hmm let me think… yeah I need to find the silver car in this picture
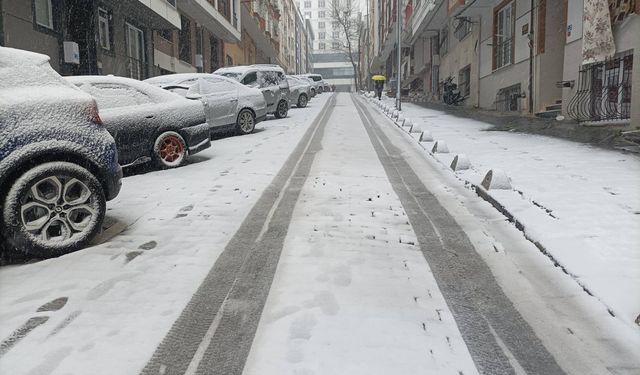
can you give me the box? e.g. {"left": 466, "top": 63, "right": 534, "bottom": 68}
{"left": 145, "top": 73, "right": 267, "bottom": 135}
{"left": 299, "top": 74, "right": 325, "bottom": 94}
{"left": 215, "top": 65, "right": 290, "bottom": 119}
{"left": 286, "top": 76, "right": 311, "bottom": 108}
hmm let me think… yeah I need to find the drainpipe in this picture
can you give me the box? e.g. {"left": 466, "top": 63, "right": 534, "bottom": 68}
{"left": 529, "top": 0, "right": 535, "bottom": 114}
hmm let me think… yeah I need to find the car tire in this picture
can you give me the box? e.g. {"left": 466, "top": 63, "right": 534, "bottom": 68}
{"left": 236, "top": 109, "right": 256, "bottom": 135}
{"left": 1, "top": 162, "right": 106, "bottom": 258}
{"left": 274, "top": 100, "right": 289, "bottom": 119}
{"left": 310, "top": 88, "right": 316, "bottom": 96}
{"left": 297, "top": 94, "right": 308, "bottom": 108}
{"left": 154, "top": 131, "right": 187, "bottom": 168}
{"left": 318, "top": 86, "right": 324, "bottom": 93}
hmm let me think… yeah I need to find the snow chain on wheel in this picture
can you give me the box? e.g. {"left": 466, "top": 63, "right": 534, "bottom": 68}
{"left": 1, "top": 162, "right": 106, "bottom": 257}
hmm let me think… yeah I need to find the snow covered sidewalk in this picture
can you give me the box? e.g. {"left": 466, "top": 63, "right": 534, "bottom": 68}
{"left": 243, "top": 94, "right": 478, "bottom": 374}
{"left": 368, "top": 95, "right": 640, "bottom": 328}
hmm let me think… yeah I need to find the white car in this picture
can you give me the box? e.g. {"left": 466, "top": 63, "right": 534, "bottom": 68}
{"left": 298, "top": 74, "right": 325, "bottom": 93}
{"left": 215, "top": 65, "right": 290, "bottom": 119}
{"left": 145, "top": 73, "right": 268, "bottom": 136}
{"left": 286, "top": 76, "right": 312, "bottom": 108}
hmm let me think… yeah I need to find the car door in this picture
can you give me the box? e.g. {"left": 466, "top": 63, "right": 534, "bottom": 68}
{"left": 257, "top": 71, "right": 278, "bottom": 110}
{"left": 79, "top": 82, "right": 156, "bottom": 165}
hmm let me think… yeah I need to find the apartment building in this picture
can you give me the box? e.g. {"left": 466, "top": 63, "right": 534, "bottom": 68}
{"left": 373, "top": 0, "right": 638, "bottom": 126}
{"left": 0, "top": 0, "right": 180, "bottom": 78}
{"left": 152, "top": 0, "right": 242, "bottom": 74}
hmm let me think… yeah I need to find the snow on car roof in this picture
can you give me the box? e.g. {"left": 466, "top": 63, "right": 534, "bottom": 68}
{"left": 0, "top": 47, "right": 93, "bottom": 106}
{"left": 65, "top": 75, "right": 186, "bottom": 103}
{"left": 144, "top": 73, "right": 240, "bottom": 87}
{"left": 0, "top": 46, "right": 50, "bottom": 68}
{"left": 215, "top": 64, "right": 286, "bottom": 74}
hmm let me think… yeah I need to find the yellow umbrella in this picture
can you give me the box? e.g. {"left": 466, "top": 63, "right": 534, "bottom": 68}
{"left": 372, "top": 75, "right": 386, "bottom": 81}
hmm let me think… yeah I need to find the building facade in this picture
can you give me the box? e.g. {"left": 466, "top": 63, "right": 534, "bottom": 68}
{"left": 1, "top": 0, "right": 180, "bottom": 79}
{"left": 371, "top": 0, "right": 639, "bottom": 126}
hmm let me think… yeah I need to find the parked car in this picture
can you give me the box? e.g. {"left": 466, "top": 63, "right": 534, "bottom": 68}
{"left": 215, "top": 65, "right": 290, "bottom": 119}
{"left": 66, "top": 76, "right": 211, "bottom": 169}
{"left": 286, "top": 75, "right": 311, "bottom": 108}
{"left": 299, "top": 74, "right": 325, "bottom": 93}
{"left": 322, "top": 80, "right": 331, "bottom": 92}
{"left": 0, "top": 47, "right": 122, "bottom": 257}
{"left": 144, "top": 73, "right": 267, "bottom": 135}
{"left": 295, "top": 76, "right": 317, "bottom": 97}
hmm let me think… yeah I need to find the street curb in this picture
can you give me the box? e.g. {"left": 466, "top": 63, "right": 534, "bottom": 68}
{"left": 360, "top": 94, "right": 622, "bottom": 321}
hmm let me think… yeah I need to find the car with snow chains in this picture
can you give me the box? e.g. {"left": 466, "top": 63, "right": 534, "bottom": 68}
{"left": 0, "top": 47, "right": 122, "bottom": 257}
{"left": 144, "top": 73, "right": 268, "bottom": 136}
{"left": 66, "top": 75, "right": 211, "bottom": 170}
{"left": 215, "top": 64, "right": 290, "bottom": 119}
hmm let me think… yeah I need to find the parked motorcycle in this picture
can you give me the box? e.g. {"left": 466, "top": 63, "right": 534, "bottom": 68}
{"left": 442, "top": 77, "right": 463, "bottom": 105}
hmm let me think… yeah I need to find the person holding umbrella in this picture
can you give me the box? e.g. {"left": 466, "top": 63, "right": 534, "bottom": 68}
{"left": 372, "top": 75, "right": 385, "bottom": 100}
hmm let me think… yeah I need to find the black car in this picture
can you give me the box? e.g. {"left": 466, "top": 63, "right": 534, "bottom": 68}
{"left": 0, "top": 47, "right": 122, "bottom": 257}
{"left": 66, "top": 76, "right": 211, "bottom": 169}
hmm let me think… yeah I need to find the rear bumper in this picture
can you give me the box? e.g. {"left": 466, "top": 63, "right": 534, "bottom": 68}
{"left": 182, "top": 123, "right": 211, "bottom": 155}
{"left": 104, "top": 165, "right": 122, "bottom": 201}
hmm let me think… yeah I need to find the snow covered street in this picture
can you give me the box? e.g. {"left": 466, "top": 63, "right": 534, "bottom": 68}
{"left": 1, "top": 93, "right": 639, "bottom": 375}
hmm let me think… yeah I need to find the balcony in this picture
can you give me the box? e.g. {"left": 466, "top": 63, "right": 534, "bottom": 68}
{"left": 176, "top": 0, "right": 241, "bottom": 43}
{"left": 134, "top": 0, "right": 181, "bottom": 28}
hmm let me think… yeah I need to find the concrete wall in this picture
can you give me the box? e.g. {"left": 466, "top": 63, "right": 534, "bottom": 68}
{"left": 478, "top": 0, "right": 564, "bottom": 113}
{"left": 438, "top": 20, "right": 480, "bottom": 107}
{"left": 2, "top": 0, "right": 61, "bottom": 71}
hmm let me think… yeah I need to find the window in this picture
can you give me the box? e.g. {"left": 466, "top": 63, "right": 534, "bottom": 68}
{"left": 332, "top": 21, "right": 339, "bottom": 29}
{"left": 496, "top": 84, "right": 521, "bottom": 111}
{"left": 493, "top": 1, "right": 514, "bottom": 69}
{"left": 125, "top": 23, "right": 145, "bottom": 80}
{"left": 318, "top": 22, "right": 325, "bottom": 29}
{"left": 458, "top": 65, "right": 471, "bottom": 98}
{"left": 454, "top": 18, "right": 472, "bottom": 40}
{"left": 332, "top": 42, "right": 340, "bottom": 49}
{"left": 319, "top": 42, "right": 326, "bottom": 49}
{"left": 318, "top": 0, "right": 325, "bottom": 7}
{"left": 166, "top": 0, "right": 176, "bottom": 6}
{"left": 304, "top": 11, "right": 311, "bottom": 18}
{"left": 304, "top": 1, "right": 311, "bottom": 8}
{"left": 179, "top": 15, "right": 192, "bottom": 63}
{"left": 318, "top": 11, "right": 325, "bottom": 18}
{"left": 241, "top": 71, "right": 258, "bottom": 86}
{"left": 86, "top": 83, "right": 152, "bottom": 109}
{"left": 439, "top": 25, "right": 448, "bottom": 55}
{"left": 157, "top": 29, "right": 173, "bottom": 41}
{"left": 319, "top": 32, "right": 326, "bottom": 40}
{"left": 34, "top": 0, "right": 53, "bottom": 29}
{"left": 98, "top": 8, "right": 112, "bottom": 51}
{"left": 332, "top": 31, "right": 340, "bottom": 38}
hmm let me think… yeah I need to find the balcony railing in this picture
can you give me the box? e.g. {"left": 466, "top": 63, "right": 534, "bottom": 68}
{"left": 567, "top": 53, "right": 633, "bottom": 122}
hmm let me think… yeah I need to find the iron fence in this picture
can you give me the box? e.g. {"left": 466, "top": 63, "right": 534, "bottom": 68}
{"left": 567, "top": 52, "right": 633, "bottom": 122}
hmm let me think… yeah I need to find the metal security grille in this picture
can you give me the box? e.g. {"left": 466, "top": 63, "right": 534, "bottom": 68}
{"left": 567, "top": 52, "right": 633, "bottom": 122}
{"left": 495, "top": 84, "right": 521, "bottom": 112}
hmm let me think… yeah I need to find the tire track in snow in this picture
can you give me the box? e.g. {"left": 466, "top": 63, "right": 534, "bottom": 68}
{"left": 352, "top": 94, "right": 565, "bottom": 375}
{"left": 140, "top": 94, "right": 337, "bottom": 375}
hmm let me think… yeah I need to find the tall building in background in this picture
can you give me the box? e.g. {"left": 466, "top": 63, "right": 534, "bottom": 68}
{"left": 300, "top": 0, "right": 356, "bottom": 90}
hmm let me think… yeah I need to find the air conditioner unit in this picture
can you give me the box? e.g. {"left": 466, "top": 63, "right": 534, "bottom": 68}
{"left": 195, "top": 54, "right": 204, "bottom": 68}
{"left": 63, "top": 41, "right": 80, "bottom": 64}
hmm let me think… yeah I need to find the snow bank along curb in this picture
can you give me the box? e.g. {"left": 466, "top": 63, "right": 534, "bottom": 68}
{"left": 361, "top": 93, "right": 634, "bottom": 325}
